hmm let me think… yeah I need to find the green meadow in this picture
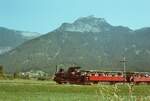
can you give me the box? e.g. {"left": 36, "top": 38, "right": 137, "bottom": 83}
{"left": 0, "top": 80, "right": 150, "bottom": 101}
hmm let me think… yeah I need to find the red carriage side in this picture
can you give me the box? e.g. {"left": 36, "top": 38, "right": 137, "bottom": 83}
{"left": 86, "top": 71, "right": 125, "bottom": 84}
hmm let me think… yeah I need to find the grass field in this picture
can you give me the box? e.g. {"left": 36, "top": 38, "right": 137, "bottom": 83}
{"left": 0, "top": 80, "right": 150, "bottom": 101}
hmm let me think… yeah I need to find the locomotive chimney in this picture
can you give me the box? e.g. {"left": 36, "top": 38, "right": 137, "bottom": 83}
{"left": 55, "top": 65, "right": 58, "bottom": 73}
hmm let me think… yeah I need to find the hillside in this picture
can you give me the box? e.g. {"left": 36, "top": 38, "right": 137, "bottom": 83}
{"left": 0, "top": 16, "right": 150, "bottom": 73}
{"left": 0, "top": 27, "right": 41, "bottom": 54}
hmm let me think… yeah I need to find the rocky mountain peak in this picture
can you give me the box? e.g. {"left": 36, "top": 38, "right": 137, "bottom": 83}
{"left": 74, "top": 15, "right": 107, "bottom": 25}
{"left": 58, "top": 16, "right": 113, "bottom": 32}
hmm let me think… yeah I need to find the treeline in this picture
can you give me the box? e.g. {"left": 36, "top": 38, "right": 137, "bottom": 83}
{"left": 0, "top": 65, "right": 52, "bottom": 80}
{"left": 0, "top": 65, "right": 4, "bottom": 79}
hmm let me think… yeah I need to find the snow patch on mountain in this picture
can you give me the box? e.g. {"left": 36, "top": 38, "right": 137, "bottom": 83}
{"left": 21, "top": 32, "right": 42, "bottom": 38}
{"left": 0, "top": 47, "right": 12, "bottom": 55}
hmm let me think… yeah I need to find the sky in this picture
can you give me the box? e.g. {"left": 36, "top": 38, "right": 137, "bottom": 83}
{"left": 0, "top": 0, "right": 150, "bottom": 34}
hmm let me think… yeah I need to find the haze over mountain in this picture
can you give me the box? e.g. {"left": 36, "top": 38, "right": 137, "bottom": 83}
{"left": 0, "top": 27, "right": 41, "bottom": 54}
{"left": 0, "top": 16, "right": 150, "bottom": 74}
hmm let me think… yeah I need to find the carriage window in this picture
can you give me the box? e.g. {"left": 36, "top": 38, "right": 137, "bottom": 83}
{"left": 91, "top": 74, "right": 95, "bottom": 76}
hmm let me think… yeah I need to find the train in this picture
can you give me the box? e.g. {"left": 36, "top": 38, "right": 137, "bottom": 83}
{"left": 53, "top": 66, "right": 150, "bottom": 85}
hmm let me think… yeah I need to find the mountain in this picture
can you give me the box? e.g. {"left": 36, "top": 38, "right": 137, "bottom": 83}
{"left": 0, "top": 16, "right": 150, "bottom": 74}
{"left": 0, "top": 27, "right": 41, "bottom": 54}
{"left": 57, "top": 15, "right": 113, "bottom": 32}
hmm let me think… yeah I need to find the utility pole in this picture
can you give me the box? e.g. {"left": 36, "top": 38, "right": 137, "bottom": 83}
{"left": 120, "top": 57, "right": 128, "bottom": 82}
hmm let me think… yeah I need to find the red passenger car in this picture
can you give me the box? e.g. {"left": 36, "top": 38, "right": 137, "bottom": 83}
{"left": 132, "top": 72, "right": 150, "bottom": 84}
{"left": 87, "top": 71, "right": 125, "bottom": 84}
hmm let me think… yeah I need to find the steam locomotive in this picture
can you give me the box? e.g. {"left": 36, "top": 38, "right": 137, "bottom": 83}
{"left": 53, "top": 66, "right": 150, "bottom": 85}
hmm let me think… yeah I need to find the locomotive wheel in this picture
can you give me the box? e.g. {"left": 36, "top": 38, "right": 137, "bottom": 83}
{"left": 57, "top": 81, "right": 62, "bottom": 84}
{"left": 93, "top": 81, "right": 98, "bottom": 84}
{"left": 110, "top": 82, "right": 116, "bottom": 85}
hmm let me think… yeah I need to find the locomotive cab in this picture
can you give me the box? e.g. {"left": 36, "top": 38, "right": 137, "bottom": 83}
{"left": 54, "top": 68, "right": 67, "bottom": 84}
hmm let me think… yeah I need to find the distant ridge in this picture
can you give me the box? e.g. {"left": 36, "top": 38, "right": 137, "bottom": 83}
{"left": 0, "top": 27, "right": 41, "bottom": 55}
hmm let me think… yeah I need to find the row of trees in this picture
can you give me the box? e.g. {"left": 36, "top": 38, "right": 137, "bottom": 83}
{"left": 0, "top": 65, "right": 51, "bottom": 80}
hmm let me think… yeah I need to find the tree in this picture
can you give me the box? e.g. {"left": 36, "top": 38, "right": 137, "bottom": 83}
{"left": 0, "top": 65, "right": 4, "bottom": 79}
